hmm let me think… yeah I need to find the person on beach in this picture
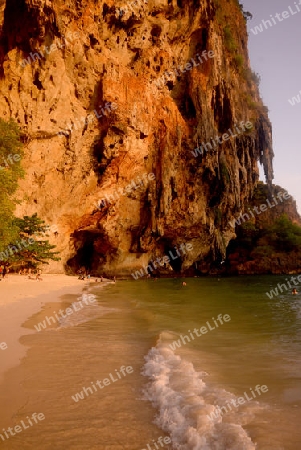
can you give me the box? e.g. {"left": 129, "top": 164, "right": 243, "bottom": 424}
{"left": 292, "top": 288, "right": 298, "bottom": 295}
{"left": 77, "top": 269, "right": 86, "bottom": 280}
{"left": 3, "top": 266, "right": 7, "bottom": 279}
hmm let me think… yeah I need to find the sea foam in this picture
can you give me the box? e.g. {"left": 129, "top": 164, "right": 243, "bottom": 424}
{"left": 142, "top": 335, "right": 258, "bottom": 450}
{"left": 58, "top": 293, "right": 117, "bottom": 328}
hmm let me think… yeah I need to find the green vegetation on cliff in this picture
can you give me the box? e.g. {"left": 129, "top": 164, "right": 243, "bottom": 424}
{"left": 0, "top": 119, "right": 60, "bottom": 268}
{"left": 237, "top": 213, "right": 301, "bottom": 256}
{"left": 227, "top": 183, "right": 301, "bottom": 274}
{"left": 0, "top": 118, "right": 24, "bottom": 250}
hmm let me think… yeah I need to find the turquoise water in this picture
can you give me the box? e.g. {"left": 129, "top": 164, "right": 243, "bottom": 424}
{"left": 0, "top": 276, "right": 301, "bottom": 449}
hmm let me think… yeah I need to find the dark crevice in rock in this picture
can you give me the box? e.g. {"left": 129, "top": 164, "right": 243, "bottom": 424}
{"left": 33, "top": 72, "right": 43, "bottom": 90}
{"left": 0, "top": 0, "right": 59, "bottom": 76}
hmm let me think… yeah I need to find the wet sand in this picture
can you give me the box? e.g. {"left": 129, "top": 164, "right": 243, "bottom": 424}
{"left": 0, "top": 274, "right": 110, "bottom": 382}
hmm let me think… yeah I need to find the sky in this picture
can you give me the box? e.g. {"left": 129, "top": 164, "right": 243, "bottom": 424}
{"left": 242, "top": 0, "right": 301, "bottom": 212}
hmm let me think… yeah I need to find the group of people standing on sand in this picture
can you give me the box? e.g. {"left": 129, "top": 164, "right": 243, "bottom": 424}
{"left": 27, "top": 272, "right": 43, "bottom": 281}
{"left": 20, "top": 268, "right": 43, "bottom": 281}
{"left": 76, "top": 268, "right": 116, "bottom": 283}
{"left": 0, "top": 265, "right": 44, "bottom": 281}
{"left": 77, "top": 268, "right": 91, "bottom": 280}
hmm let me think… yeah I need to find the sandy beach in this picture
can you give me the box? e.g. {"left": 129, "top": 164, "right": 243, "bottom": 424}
{"left": 0, "top": 274, "right": 106, "bottom": 382}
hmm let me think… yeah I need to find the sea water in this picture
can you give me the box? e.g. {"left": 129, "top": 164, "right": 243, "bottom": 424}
{"left": 0, "top": 276, "right": 300, "bottom": 449}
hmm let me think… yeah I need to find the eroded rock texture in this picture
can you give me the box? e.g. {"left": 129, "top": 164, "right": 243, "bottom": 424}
{"left": 0, "top": 0, "right": 274, "bottom": 275}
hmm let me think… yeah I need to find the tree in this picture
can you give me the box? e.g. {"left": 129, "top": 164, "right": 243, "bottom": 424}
{"left": 239, "top": 3, "right": 253, "bottom": 21}
{"left": 0, "top": 119, "right": 60, "bottom": 268}
{"left": 0, "top": 118, "right": 24, "bottom": 251}
{"left": 6, "top": 214, "right": 61, "bottom": 268}
{"left": 266, "top": 214, "right": 301, "bottom": 252}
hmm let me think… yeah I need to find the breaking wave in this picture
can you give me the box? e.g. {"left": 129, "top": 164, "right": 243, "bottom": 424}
{"left": 142, "top": 333, "right": 264, "bottom": 450}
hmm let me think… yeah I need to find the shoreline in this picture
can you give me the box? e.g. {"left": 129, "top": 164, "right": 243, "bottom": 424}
{"left": 0, "top": 274, "right": 111, "bottom": 382}
{"left": 117, "top": 272, "right": 301, "bottom": 280}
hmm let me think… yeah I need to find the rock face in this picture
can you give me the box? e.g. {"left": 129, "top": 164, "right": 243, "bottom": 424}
{"left": 0, "top": 0, "right": 274, "bottom": 275}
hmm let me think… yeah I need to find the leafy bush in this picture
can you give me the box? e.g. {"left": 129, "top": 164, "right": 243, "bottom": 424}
{"left": 244, "top": 93, "right": 259, "bottom": 110}
{"left": 236, "top": 221, "right": 259, "bottom": 247}
{"left": 224, "top": 25, "right": 237, "bottom": 52}
{"left": 252, "top": 182, "right": 268, "bottom": 204}
{"left": 266, "top": 214, "right": 301, "bottom": 252}
{"left": 0, "top": 119, "right": 24, "bottom": 251}
{"left": 234, "top": 54, "right": 244, "bottom": 69}
{"left": 250, "top": 245, "right": 273, "bottom": 259}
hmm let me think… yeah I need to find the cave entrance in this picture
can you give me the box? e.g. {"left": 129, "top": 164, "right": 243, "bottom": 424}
{"left": 66, "top": 230, "right": 101, "bottom": 274}
{"left": 164, "top": 246, "right": 182, "bottom": 272}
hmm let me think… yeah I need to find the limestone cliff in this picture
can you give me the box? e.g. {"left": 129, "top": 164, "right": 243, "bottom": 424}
{"left": 0, "top": 0, "right": 274, "bottom": 275}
